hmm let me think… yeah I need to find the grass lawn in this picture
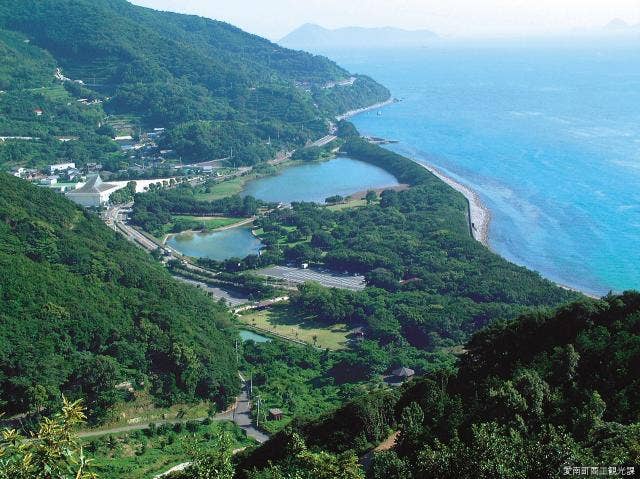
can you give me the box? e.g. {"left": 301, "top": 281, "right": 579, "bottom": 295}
{"left": 194, "top": 177, "right": 246, "bottom": 200}
{"left": 238, "top": 304, "right": 352, "bottom": 350}
{"left": 161, "top": 216, "right": 245, "bottom": 235}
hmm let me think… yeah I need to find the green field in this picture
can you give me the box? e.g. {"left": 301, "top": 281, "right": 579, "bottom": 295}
{"left": 87, "top": 420, "right": 253, "bottom": 479}
{"left": 238, "top": 304, "right": 352, "bottom": 350}
{"left": 194, "top": 177, "right": 246, "bottom": 201}
{"left": 325, "top": 198, "right": 368, "bottom": 211}
{"left": 161, "top": 216, "right": 245, "bottom": 236}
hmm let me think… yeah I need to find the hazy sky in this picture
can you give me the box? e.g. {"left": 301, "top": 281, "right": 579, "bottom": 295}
{"left": 130, "top": 0, "right": 640, "bottom": 39}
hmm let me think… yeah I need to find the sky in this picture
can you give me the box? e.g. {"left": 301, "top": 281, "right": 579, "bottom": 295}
{"left": 130, "top": 0, "right": 640, "bottom": 40}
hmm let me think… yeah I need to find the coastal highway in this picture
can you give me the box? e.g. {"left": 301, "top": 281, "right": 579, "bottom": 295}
{"left": 310, "top": 134, "right": 337, "bottom": 148}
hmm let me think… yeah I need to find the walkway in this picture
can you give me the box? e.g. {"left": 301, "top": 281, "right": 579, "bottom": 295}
{"left": 78, "top": 381, "right": 269, "bottom": 443}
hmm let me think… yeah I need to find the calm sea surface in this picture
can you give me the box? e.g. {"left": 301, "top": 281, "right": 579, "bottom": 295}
{"left": 322, "top": 40, "right": 640, "bottom": 295}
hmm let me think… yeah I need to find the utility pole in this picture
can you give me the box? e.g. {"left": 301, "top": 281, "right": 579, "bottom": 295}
{"left": 256, "top": 395, "right": 261, "bottom": 428}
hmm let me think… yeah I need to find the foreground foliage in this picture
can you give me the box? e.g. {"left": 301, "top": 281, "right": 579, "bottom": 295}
{"left": 0, "top": 398, "right": 96, "bottom": 479}
{"left": 239, "top": 294, "right": 640, "bottom": 478}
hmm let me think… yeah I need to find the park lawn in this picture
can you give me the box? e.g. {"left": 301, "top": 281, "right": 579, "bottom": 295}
{"left": 238, "top": 304, "right": 352, "bottom": 350}
{"left": 87, "top": 420, "right": 253, "bottom": 479}
{"left": 194, "top": 177, "right": 246, "bottom": 200}
{"left": 174, "top": 215, "right": 244, "bottom": 229}
{"left": 160, "top": 216, "right": 245, "bottom": 235}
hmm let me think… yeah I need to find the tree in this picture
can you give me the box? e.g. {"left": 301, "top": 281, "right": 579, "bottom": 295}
{"left": 365, "top": 190, "right": 378, "bottom": 205}
{"left": 0, "top": 397, "right": 97, "bottom": 479}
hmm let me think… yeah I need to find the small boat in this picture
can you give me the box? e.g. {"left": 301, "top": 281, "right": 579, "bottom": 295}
{"left": 377, "top": 111, "right": 382, "bottom": 116}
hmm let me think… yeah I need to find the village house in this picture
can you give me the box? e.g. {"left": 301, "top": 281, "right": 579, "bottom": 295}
{"left": 48, "top": 162, "right": 76, "bottom": 174}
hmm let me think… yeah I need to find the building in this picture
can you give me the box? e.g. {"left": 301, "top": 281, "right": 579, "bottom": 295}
{"left": 268, "top": 408, "right": 284, "bottom": 421}
{"left": 392, "top": 367, "right": 415, "bottom": 381}
{"left": 40, "top": 176, "right": 58, "bottom": 185}
{"left": 49, "top": 162, "right": 76, "bottom": 174}
{"left": 65, "top": 174, "right": 122, "bottom": 207}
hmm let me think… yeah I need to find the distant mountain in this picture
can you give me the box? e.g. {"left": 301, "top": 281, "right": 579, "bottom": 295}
{"left": 280, "top": 23, "right": 438, "bottom": 51}
{"left": 603, "top": 18, "right": 640, "bottom": 33}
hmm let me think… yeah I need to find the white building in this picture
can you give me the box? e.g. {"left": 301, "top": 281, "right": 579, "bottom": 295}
{"left": 40, "top": 176, "right": 58, "bottom": 185}
{"left": 65, "top": 174, "right": 123, "bottom": 207}
{"left": 49, "top": 162, "right": 76, "bottom": 174}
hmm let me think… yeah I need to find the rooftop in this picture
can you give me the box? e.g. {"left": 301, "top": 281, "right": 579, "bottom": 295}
{"left": 68, "top": 174, "right": 118, "bottom": 194}
{"left": 392, "top": 367, "right": 415, "bottom": 378}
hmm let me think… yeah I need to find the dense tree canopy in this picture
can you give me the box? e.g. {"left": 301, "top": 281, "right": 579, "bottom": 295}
{"left": 0, "top": 0, "right": 390, "bottom": 170}
{"left": 0, "top": 174, "right": 239, "bottom": 420}
{"left": 239, "top": 294, "right": 640, "bottom": 478}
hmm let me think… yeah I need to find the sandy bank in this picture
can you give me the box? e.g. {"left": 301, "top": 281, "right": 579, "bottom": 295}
{"left": 336, "top": 98, "right": 398, "bottom": 121}
{"left": 418, "top": 163, "right": 491, "bottom": 247}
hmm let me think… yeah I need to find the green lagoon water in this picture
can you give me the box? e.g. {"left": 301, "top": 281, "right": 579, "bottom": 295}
{"left": 166, "top": 227, "right": 262, "bottom": 261}
{"left": 239, "top": 330, "right": 272, "bottom": 343}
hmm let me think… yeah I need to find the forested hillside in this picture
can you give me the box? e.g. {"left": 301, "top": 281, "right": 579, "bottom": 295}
{"left": 0, "top": 0, "right": 389, "bottom": 169}
{"left": 0, "top": 174, "right": 239, "bottom": 420}
{"left": 246, "top": 132, "right": 579, "bottom": 358}
{"left": 237, "top": 293, "right": 640, "bottom": 478}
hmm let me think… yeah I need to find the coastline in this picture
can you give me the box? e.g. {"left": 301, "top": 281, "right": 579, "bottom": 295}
{"left": 336, "top": 98, "right": 398, "bottom": 122}
{"left": 418, "top": 162, "right": 491, "bottom": 247}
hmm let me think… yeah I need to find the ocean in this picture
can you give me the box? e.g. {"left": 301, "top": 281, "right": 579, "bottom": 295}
{"left": 322, "top": 39, "right": 640, "bottom": 296}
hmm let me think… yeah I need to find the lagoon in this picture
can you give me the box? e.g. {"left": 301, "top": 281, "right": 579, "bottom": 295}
{"left": 241, "top": 156, "right": 399, "bottom": 204}
{"left": 166, "top": 227, "right": 263, "bottom": 261}
{"left": 239, "top": 330, "right": 272, "bottom": 343}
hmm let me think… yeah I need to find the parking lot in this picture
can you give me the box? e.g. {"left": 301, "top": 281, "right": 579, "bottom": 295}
{"left": 256, "top": 266, "right": 366, "bottom": 291}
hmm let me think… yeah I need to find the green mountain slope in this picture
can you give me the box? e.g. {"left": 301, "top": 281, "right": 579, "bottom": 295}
{"left": 0, "top": 0, "right": 389, "bottom": 168}
{"left": 238, "top": 293, "right": 640, "bottom": 478}
{"left": 0, "top": 174, "right": 239, "bottom": 419}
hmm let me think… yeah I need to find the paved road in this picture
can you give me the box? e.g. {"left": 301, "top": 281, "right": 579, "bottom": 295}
{"left": 257, "top": 266, "right": 366, "bottom": 291}
{"left": 310, "top": 135, "right": 337, "bottom": 148}
{"left": 217, "top": 385, "right": 269, "bottom": 444}
{"left": 174, "top": 276, "right": 250, "bottom": 307}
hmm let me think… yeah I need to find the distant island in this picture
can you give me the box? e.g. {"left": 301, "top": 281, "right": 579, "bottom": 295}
{"left": 279, "top": 23, "right": 438, "bottom": 51}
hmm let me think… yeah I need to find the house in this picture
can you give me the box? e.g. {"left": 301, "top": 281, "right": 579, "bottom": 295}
{"left": 34, "top": 108, "right": 44, "bottom": 116}
{"left": 85, "top": 162, "right": 103, "bottom": 173}
{"left": 392, "top": 367, "right": 415, "bottom": 381}
{"left": 49, "top": 162, "right": 76, "bottom": 174}
{"left": 268, "top": 408, "right": 284, "bottom": 421}
{"left": 65, "top": 174, "right": 123, "bottom": 207}
{"left": 40, "top": 176, "right": 59, "bottom": 186}
{"left": 352, "top": 327, "right": 366, "bottom": 341}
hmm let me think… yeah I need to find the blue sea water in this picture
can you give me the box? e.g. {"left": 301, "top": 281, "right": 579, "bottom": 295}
{"left": 323, "top": 40, "right": 640, "bottom": 296}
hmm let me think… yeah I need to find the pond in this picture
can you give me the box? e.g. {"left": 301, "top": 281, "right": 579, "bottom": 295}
{"left": 241, "top": 156, "right": 399, "bottom": 204}
{"left": 239, "top": 329, "right": 272, "bottom": 343}
{"left": 165, "top": 226, "right": 263, "bottom": 261}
